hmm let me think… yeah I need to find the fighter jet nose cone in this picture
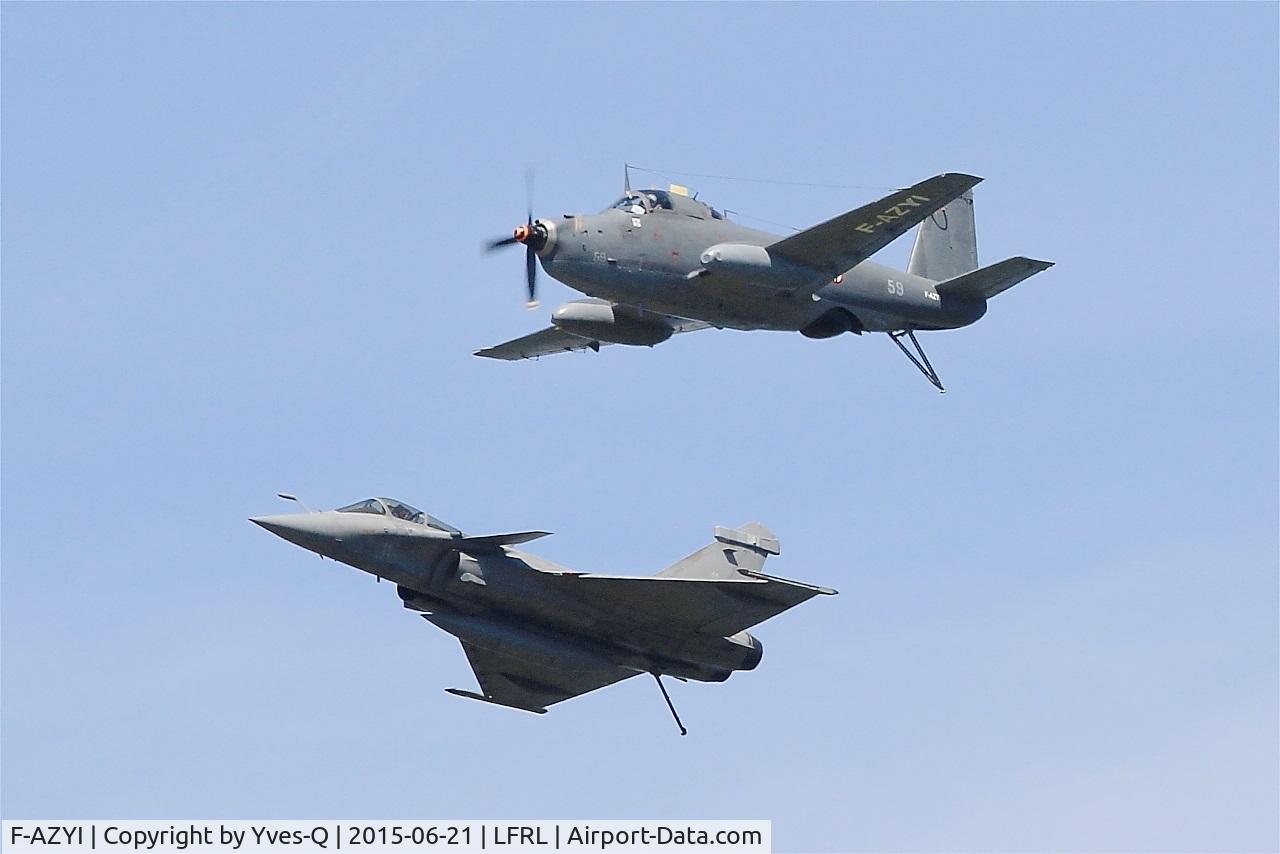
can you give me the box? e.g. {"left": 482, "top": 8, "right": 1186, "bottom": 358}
{"left": 249, "top": 516, "right": 285, "bottom": 535}
{"left": 249, "top": 513, "right": 343, "bottom": 557}
{"left": 249, "top": 514, "right": 313, "bottom": 544}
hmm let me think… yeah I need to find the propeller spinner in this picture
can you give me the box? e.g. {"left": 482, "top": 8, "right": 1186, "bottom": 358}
{"left": 484, "top": 169, "right": 547, "bottom": 309}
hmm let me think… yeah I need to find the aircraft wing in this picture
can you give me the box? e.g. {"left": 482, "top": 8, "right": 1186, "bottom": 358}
{"left": 543, "top": 571, "right": 836, "bottom": 638}
{"left": 474, "top": 315, "right": 710, "bottom": 361}
{"left": 767, "top": 173, "right": 983, "bottom": 280}
{"left": 450, "top": 641, "right": 638, "bottom": 713}
{"left": 474, "top": 325, "right": 603, "bottom": 361}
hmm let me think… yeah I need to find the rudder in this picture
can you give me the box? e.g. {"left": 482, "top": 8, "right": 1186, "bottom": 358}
{"left": 907, "top": 190, "right": 977, "bottom": 282}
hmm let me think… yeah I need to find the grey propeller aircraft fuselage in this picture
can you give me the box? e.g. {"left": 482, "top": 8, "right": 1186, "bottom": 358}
{"left": 252, "top": 496, "right": 834, "bottom": 734}
{"left": 480, "top": 172, "right": 1053, "bottom": 390}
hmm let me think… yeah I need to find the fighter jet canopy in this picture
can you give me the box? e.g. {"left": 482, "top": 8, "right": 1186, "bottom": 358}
{"left": 335, "top": 498, "right": 461, "bottom": 534}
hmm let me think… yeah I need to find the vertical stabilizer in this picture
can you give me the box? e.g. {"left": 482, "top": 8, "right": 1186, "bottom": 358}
{"left": 907, "top": 190, "right": 977, "bottom": 282}
{"left": 656, "top": 523, "right": 779, "bottom": 580}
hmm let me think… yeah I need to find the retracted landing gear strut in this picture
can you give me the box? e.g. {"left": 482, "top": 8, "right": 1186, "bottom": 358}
{"left": 888, "top": 329, "right": 945, "bottom": 392}
{"left": 652, "top": 672, "right": 687, "bottom": 736}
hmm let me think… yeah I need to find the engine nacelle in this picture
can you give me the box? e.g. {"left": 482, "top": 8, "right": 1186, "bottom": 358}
{"left": 699, "top": 243, "right": 812, "bottom": 288}
{"left": 551, "top": 301, "right": 673, "bottom": 346}
{"left": 674, "top": 630, "right": 764, "bottom": 674}
{"left": 722, "top": 631, "right": 764, "bottom": 672}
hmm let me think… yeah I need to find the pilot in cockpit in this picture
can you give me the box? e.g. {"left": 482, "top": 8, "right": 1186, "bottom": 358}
{"left": 612, "top": 193, "right": 651, "bottom": 216}
{"left": 383, "top": 499, "right": 424, "bottom": 524}
{"left": 609, "top": 187, "right": 724, "bottom": 220}
{"left": 336, "top": 497, "right": 461, "bottom": 534}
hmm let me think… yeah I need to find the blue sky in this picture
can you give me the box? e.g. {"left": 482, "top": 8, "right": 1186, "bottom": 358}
{"left": 3, "top": 3, "right": 1276, "bottom": 851}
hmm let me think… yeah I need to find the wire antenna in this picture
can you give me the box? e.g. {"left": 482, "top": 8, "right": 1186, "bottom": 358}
{"left": 627, "top": 165, "right": 897, "bottom": 192}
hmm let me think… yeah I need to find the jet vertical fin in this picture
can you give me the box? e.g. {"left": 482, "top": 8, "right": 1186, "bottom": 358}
{"left": 657, "top": 523, "right": 780, "bottom": 580}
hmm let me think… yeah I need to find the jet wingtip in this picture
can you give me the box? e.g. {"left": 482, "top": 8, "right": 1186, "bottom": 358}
{"left": 445, "top": 687, "right": 548, "bottom": 714}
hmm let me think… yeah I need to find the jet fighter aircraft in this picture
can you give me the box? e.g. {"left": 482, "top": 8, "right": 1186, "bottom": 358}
{"left": 251, "top": 495, "right": 834, "bottom": 734}
{"left": 479, "top": 171, "right": 1053, "bottom": 390}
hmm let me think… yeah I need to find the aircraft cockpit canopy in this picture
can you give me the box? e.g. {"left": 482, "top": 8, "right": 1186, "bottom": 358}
{"left": 336, "top": 498, "right": 462, "bottom": 534}
{"left": 609, "top": 193, "right": 645, "bottom": 215}
{"left": 608, "top": 188, "right": 726, "bottom": 220}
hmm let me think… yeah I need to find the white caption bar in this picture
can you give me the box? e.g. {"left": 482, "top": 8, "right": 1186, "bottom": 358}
{"left": 2, "top": 822, "right": 769, "bottom": 854}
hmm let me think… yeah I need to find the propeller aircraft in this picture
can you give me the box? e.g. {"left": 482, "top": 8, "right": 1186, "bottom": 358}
{"left": 480, "top": 170, "right": 1053, "bottom": 391}
{"left": 252, "top": 495, "right": 834, "bottom": 735}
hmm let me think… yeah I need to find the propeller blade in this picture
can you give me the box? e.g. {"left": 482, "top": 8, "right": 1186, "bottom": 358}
{"left": 486, "top": 166, "right": 540, "bottom": 307}
{"left": 524, "top": 165, "right": 535, "bottom": 224}
{"left": 525, "top": 166, "right": 537, "bottom": 307}
{"left": 525, "top": 244, "right": 538, "bottom": 309}
{"left": 485, "top": 235, "right": 520, "bottom": 251}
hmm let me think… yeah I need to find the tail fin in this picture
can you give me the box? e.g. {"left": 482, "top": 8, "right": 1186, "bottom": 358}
{"left": 656, "top": 523, "right": 780, "bottom": 581}
{"left": 907, "top": 190, "right": 977, "bottom": 282}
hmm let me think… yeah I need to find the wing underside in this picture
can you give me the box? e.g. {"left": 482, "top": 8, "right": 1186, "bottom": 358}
{"left": 455, "top": 641, "right": 638, "bottom": 712}
{"left": 475, "top": 312, "right": 709, "bottom": 361}
{"left": 474, "top": 325, "right": 602, "bottom": 361}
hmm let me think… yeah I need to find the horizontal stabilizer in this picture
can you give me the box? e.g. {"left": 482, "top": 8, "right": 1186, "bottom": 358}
{"left": 935, "top": 256, "right": 1054, "bottom": 301}
{"left": 454, "top": 531, "right": 551, "bottom": 550}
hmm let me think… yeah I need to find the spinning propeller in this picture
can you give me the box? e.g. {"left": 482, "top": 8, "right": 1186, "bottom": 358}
{"left": 485, "top": 168, "right": 547, "bottom": 309}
